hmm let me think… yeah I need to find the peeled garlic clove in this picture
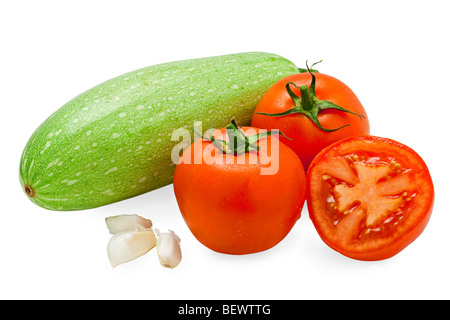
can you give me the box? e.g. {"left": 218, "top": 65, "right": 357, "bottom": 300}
{"left": 155, "top": 229, "right": 182, "bottom": 269}
{"left": 105, "top": 214, "right": 152, "bottom": 234}
{"left": 107, "top": 230, "right": 157, "bottom": 268}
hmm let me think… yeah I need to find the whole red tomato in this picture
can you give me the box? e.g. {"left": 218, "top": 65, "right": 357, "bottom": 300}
{"left": 252, "top": 63, "right": 370, "bottom": 169}
{"left": 173, "top": 121, "right": 306, "bottom": 255}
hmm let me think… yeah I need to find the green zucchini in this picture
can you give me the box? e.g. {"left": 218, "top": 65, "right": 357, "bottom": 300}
{"left": 20, "top": 52, "right": 299, "bottom": 211}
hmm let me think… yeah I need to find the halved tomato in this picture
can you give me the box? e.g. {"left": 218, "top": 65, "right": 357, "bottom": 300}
{"left": 307, "top": 135, "right": 434, "bottom": 261}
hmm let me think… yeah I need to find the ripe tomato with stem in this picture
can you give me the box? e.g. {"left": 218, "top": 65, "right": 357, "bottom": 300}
{"left": 173, "top": 120, "right": 306, "bottom": 255}
{"left": 252, "top": 61, "right": 370, "bottom": 169}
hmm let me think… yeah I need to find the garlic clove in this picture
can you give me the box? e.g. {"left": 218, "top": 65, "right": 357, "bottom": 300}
{"left": 105, "top": 214, "right": 152, "bottom": 234}
{"left": 155, "top": 229, "right": 182, "bottom": 269}
{"left": 107, "top": 230, "right": 157, "bottom": 268}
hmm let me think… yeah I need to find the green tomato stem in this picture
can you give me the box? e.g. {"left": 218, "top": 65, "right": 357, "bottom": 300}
{"left": 299, "top": 85, "right": 315, "bottom": 112}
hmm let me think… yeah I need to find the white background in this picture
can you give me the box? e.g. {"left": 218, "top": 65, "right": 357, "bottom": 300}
{"left": 1, "top": 0, "right": 449, "bottom": 300}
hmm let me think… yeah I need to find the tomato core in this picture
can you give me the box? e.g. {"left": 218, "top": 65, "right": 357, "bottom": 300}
{"left": 322, "top": 153, "right": 414, "bottom": 241}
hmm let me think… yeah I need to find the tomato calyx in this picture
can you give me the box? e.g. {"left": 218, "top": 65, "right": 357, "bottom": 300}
{"left": 193, "top": 119, "right": 290, "bottom": 155}
{"left": 256, "top": 60, "right": 365, "bottom": 132}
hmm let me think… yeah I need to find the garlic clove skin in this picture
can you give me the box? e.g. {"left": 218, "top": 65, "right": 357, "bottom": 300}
{"left": 105, "top": 214, "right": 152, "bottom": 234}
{"left": 155, "top": 229, "right": 182, "bottom": 269}
{"left": 107, "top": 230, "right": 157, "bottom": 268}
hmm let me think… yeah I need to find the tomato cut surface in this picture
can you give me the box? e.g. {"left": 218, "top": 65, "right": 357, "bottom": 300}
{"left": 307, "top": 136, "right": 434, "bottom": 261}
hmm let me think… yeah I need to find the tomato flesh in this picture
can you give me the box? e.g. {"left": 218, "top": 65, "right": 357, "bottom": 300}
{"left": 307, "top": 136, "right": 434, "bottom": 261}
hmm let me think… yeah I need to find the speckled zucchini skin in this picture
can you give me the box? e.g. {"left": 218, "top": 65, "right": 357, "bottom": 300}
{"left": 19, "top": 52, "right": 298, "bottom": 210}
